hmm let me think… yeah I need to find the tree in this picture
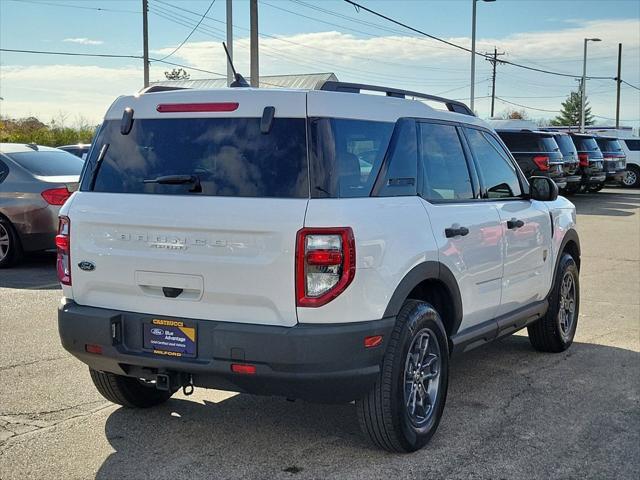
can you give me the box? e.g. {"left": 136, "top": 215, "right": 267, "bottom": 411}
{"left": 551, "top": 90, "right": 593, "bottom": 126}
{"left": 164, "top": 68, "right": 190, "bottom": 80}
{"left": 504, "top": 109, "right": 528, "bottom": 120}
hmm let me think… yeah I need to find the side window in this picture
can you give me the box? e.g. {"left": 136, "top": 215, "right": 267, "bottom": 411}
{"left": 376, "top": 119, "right": 417, "bottom": 197}
{"left": 418, "top": 122, "right": 474, "bottom": 201}
{"left": 0, "top": 159, "right": 8, "bottom": 183}
{"left": 465, "top": 128, "right": 523, "bottom": 199}
{"left": 498, "top": 132, "right": 539, "bottom": 152}
{"left": 624, "top": 139, "right": 640, "bottom": 151}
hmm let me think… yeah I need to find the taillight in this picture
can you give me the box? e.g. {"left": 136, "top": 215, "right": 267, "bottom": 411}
{"left": 41, "top": 187, "right": 71, "bottom": 206}
{"left": 532, "top": 155, "right": 550, "bottom": 172}
{"left": 56, "top": 216, "right": 71, "bottom": 286}
{"left": 296, "top": 227, "right": 355, "bottom": 307}
{"left": 578, "top": 153, "right": 589, "bottom": 167}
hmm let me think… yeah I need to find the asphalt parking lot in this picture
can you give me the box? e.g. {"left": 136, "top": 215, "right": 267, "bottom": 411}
{"left": 0, "top": 189, "right": 638, "bottom": 480}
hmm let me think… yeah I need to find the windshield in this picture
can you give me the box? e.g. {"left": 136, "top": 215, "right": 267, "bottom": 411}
{"left": 8, "top": 150, "right": 84, "bottom": 176}
{"left": 554, "top": 135, "right": 577, "bottom": 157}
{"left": 82, "top": 118, "right": 308, "bottom": 198}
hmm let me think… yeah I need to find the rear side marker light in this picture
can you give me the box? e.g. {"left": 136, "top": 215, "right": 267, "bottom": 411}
{"left": 296, "top": 227, "right": 356, "bottom": 308}
{"left": 56, "top": 216, "right": 71, "bottom": 286}
{"left": 364, "top": 335, "right": 383, "bottom": 348}
{"left": 532, "top": 155, "right": 550, "bottom": 172}
{"left": 85, "top": 344, "right": 102, "bottom": 354}
{"left": 156, "top": 102, "right": 239, "bottom": 113}
{"left": 41, "top": 187, "right": 71, "bottom": 206}
{"left": 578, "top": 153, "right": 589, "bottom": 167}
{"left": 231, "top": 364, "right": 256, "bottom": 375}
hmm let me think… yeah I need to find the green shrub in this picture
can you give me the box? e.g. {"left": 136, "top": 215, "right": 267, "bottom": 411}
{"left": 0, "top": 115, "right": 96, "bottom": 147}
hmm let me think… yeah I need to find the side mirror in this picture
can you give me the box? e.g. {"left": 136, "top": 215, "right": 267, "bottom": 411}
{"left": 529, "top": 176, "right": 558, "bottom": 201}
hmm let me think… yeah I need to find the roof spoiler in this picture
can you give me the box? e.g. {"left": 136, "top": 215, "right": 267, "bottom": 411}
{"left": 138, "top": 85, "right": 191, "bottom": 94}
{"left": 315, "top": 80, "right": 475, "bottom": 116}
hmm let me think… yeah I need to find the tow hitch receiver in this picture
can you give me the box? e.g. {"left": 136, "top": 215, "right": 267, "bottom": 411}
{"left": 156, "top": 374, "right": 170, "bottom": 391}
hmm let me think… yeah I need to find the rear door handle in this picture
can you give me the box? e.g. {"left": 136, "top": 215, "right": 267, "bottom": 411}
{"left": 445, "top": 226, "right": 469, "bottom": 238}
{"left": 507, "top": 218, "right": 525, "bottom": 230}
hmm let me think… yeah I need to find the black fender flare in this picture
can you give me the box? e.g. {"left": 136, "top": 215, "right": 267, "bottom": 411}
{"left": 383, "top": 261, "right": 464, "bottom": 336}
{"left": 547, "top": 228, "right": 581, "bottom": 297}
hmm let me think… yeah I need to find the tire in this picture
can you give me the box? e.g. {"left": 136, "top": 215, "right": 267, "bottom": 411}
{"left": 622, "top": 165, "right": 640, "bottom": 188}
{"left": 357, "top": 300, "right": 449, "bottom": 452}
{"left": 588, "top": 183, "right": 604, "bottom": 192}
{"left": 528, "top": 253, "right": 579, "bottom": 353}
{"left": 89, "top": 368, "right": 175, "bottom": 408}
{"left": 0, "top": 217, "right": 23, "bottom": 268}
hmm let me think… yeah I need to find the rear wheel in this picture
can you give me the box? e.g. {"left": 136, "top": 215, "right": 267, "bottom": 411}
{"left": 357, "top": 300, "right": 449, "bottom": 452}
{"left": 89, "top": 368, "right": 176, "bottom": 408}
{"left": 622, "top": 165, "right": 640, "bottom": 188}
{"left": 0, "top": 218, "right": 22, "bottom": 268}
{"left": 588, "top": 183, "right": 604, "bottom": 192}
{"left": 528, "top": 253, "right": 579, "bottom": 353}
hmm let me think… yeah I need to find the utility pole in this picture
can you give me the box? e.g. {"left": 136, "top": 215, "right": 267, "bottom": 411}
{"left": 142, "top": 0, "right": 149, "bottom": 88}
{"left": 615, "top": 43, "right": 622, "bottom": 129}
{"left": 226, "top": 0, "right": 233, "bottom": 87}
{"left": 250, "top": 0, "right": 259, "bottom": 88}
{"left": 485, "top": 47, "right": 505, "bottom": 117}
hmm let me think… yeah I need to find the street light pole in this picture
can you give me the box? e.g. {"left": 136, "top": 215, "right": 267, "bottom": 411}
{"left": 581, "top": 37, "right": 601, "bottom": 133}
{"left": 470, "top": 0, "right": 495, "bottom": 113}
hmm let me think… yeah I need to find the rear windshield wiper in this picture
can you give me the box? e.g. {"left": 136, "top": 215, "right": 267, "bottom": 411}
{"left": 143, "top": 174, "right": 202, "bottom": 193}
{"left": 89, "top": 143, "right": 109, "bottom": 190}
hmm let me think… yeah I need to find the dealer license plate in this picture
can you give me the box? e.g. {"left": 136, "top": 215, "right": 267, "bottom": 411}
{"left": 143, "top": 319, "right": 197, "bottom": 358}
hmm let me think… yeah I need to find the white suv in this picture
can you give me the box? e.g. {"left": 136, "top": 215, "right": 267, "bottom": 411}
{"left": 57, "top": 81, "right": 581, "bottom": 452}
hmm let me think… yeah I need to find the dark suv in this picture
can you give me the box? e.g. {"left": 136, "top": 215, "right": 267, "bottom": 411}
{"left": 595, "top": 136, "right": 626, "bottom": 187}
{"left": 548, "top": 132, "right": 581, "bottom": 194}
{"left": 569, "top": 133, "right": 605, "bottom": 193}
{"left": 496, "top": 130, "right": 566, "bottom": 189}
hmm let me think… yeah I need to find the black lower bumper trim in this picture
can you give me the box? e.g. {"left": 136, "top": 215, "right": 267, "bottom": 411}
{"left": 58, "top": 301, "right": 395, "bottom": 403}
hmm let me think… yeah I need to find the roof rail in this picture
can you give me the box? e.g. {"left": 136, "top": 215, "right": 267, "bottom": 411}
{"left": 315, "top": 81, "right": 475, "bottom": 116}
{"left": 139, "top": 85, "right": 190, "bottom": 94}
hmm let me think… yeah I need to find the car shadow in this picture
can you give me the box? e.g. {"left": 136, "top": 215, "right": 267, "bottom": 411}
{"left": 0, "top": 252, "right": 60, "bottom": 290}
{"left": 95, "top": 336, "right": 640, "bottom": 480}
{"left": 570, "top": 189, "right": 640, "bottom": 217}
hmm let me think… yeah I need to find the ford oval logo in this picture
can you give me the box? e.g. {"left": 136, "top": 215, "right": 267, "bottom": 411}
{"left": 78, "top": 261, "right": 95, "bottom": 272}
{"left": 150, "top": 328, "right": 165, "bottom": 336}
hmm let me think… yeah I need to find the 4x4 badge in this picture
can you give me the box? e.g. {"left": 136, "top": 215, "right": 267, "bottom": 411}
{"left": 78, "top": 261, "right": 95, "bottom": 272}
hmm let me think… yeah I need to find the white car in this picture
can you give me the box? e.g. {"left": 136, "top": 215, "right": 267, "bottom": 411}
{"left": 56, "top": 81, "right": 581, "bottom": 452}
{"left": 620, "top": 137, "right": 640, "bottom": 188}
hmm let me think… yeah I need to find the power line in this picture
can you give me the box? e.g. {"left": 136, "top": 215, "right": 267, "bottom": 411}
{"left": 6, "top": 0, "right": 140, "bottom": 14}
{"left": 156, "top": 0, "right": 216, "bottom": 62}
{"left": 0, "top": 47, "right": 227, "bottom": 77}
{"left": 621, "top": 80, "right": 640, "bottom": 91}
{"left": 343, "top": 0, "right": 615, "bottom": 81}
{"left": 495, "top": 97, "right": 559, "bottom": 113}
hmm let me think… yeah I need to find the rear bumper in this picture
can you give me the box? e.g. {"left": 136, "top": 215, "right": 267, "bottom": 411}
{"left": 58, "top": 300, "right": 395, "bottom": 403}
{"left": 564, "top": 174, "right": 582, "bottom": 185}
{"left": 583, "top": 173, "right": 606, "bottom": 185}
{"left": 605, "top": 171, "right": 626, "bottom": 183}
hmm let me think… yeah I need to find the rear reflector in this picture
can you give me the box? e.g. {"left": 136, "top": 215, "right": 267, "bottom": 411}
{"left": 156, "top": 102, "right": 239, "bottom": 113}
{"left": 306, "top": 249, "right": 343, "bottom": 266}
{"left": 85, "top": 344, "right": 103, "bottom": 354}
{"left": 231, "top": 363, "right": 256, "bottom": 375}
{"left": 364, "top": 335, "right": 383, "bottom": 348}
{"left": 41, "top": 187, "right": 71, "bottom": 206}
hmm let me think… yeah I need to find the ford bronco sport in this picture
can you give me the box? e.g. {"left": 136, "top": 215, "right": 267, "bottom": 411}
{"left": 57, "top": 81, "right": 580, "bottom": 453}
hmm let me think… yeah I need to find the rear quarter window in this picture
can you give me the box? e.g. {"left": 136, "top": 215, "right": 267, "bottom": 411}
{"left": 84, "top": 117, "right": 309, "bottom": 198}
{"left": 623, "top": 139, "right": 640, "bottom": 151}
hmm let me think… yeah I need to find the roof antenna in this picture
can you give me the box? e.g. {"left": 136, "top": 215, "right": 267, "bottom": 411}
{"left": 223, "top": 42, "right": 249, "bottom": 88}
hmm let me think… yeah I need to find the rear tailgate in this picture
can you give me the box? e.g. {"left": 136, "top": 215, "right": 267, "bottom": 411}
{"left": 67, "top": 89, "right": 309, "bottom": 327}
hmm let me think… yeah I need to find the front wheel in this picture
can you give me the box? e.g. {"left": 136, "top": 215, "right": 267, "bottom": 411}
{"left": 357, "top": 300, "right": 449, "bottom": 452}
{"left": 528, "top": 253, "right": 579, "bottom": 352}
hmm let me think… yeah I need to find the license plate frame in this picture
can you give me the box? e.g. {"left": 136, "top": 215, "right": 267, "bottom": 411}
{"left": 143, "top": 319, "right": 197, "bottom": 358}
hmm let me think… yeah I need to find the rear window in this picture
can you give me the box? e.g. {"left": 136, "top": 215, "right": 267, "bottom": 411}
{"left": 309, "top": 118, "right": 394, "bottom": 198}
{"left": 497, "top": 132, "right": 558, "bottom": 153}
{"left": 83, "top": 118, "right": 308, "bottom": 198}
{"left": 595, "top": 138, "right": 623, "bottom": 154}
{"left": 553, "top": 135, "right": 578, "bottom": 156}
{"left": 571, "top": 136, "right": 599, "bottom": 152}
{"left": 7, "top": 150, "right": 84, "bottom": 176}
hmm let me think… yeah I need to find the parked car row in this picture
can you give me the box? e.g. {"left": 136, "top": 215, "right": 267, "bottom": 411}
{"left": 492, "top": 124, "right": 634, "bottom": 194}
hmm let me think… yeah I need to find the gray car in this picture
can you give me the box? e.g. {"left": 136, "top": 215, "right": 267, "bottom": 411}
{"left": 0, "top": 143, "right": 83, "bottom": 267}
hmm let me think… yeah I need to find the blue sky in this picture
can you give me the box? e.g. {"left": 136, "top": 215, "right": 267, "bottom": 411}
{"left": 1, "top": 0, "right": 639, "bottom": 126}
